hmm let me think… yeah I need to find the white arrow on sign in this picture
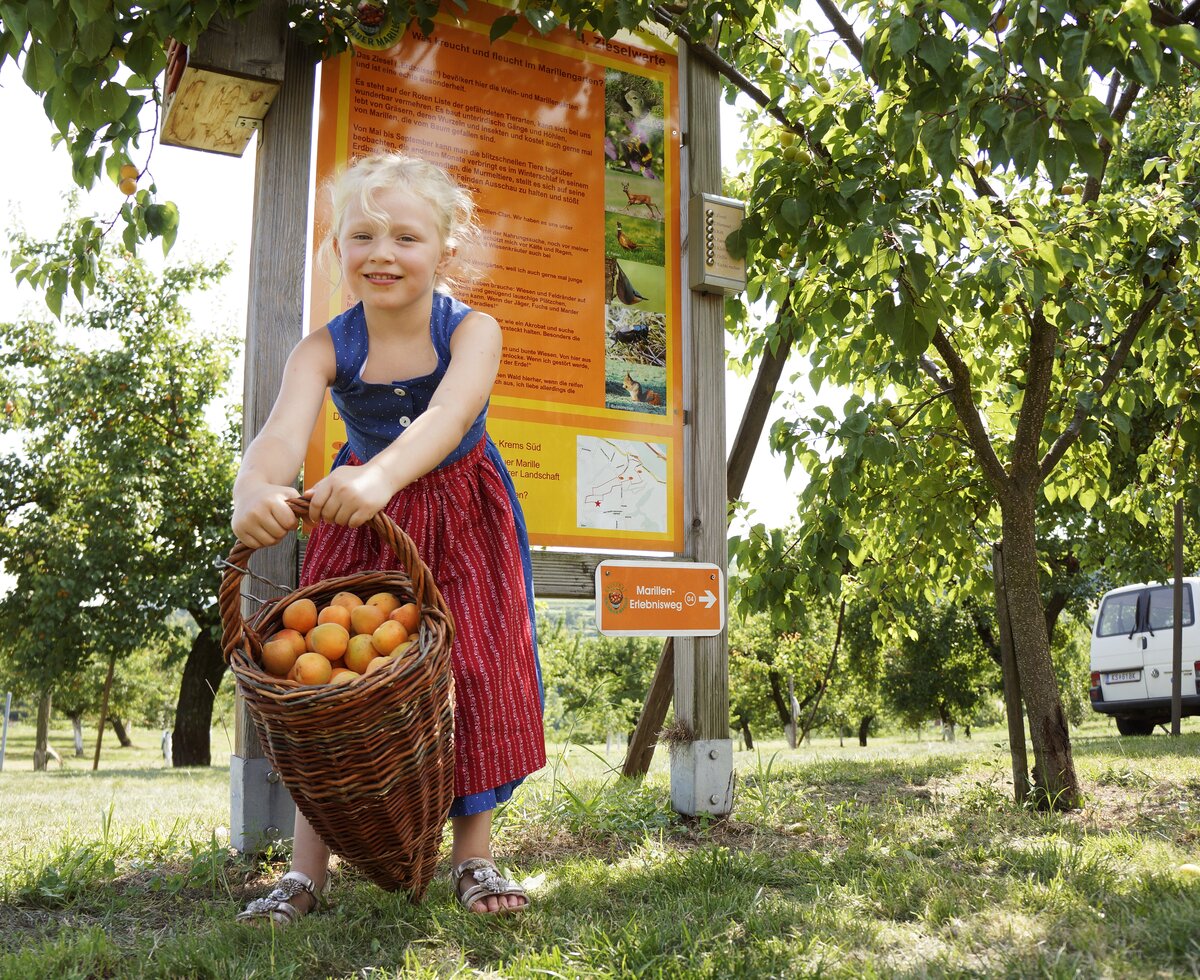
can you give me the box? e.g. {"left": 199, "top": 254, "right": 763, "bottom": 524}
{"left": 699, "top": 589, "right": 717, "bottom": 608}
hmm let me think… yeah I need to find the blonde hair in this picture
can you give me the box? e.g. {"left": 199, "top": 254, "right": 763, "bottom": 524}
{"left": 319, "top": 151, "right": 480, "bottom": 291}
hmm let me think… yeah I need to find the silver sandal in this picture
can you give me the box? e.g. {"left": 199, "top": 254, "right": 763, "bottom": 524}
{"left": 236, "top": 870, "right": 320, "bottom": 926}
{"left": 452, "top": 857, "right": 528, "bottom": 914}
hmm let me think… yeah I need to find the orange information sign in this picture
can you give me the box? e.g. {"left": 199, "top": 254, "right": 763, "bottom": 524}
{"left": 305, "top": 1, "right": 684, "bottom": 552}
{"left": 596, "top": 560, "right": 725, "bottom": 637}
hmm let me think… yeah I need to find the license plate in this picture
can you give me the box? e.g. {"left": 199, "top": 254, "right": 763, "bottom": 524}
{"left": 1106, "top": 670, "right": 1141, "bottom": 684}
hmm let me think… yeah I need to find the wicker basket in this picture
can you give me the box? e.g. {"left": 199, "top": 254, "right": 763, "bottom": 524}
{"left": 219, "top": 498, "right": 455, "bottom": 896}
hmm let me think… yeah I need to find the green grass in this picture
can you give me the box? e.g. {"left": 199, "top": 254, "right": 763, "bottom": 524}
{"left": 3, "top": 719, "right": 1200, "bottom": 978}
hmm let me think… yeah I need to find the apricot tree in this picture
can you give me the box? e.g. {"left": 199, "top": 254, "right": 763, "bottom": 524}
{"left": 725, "top": 2, "right": 1200, "bottom": 807}
{"left": 0, "top": 222, "right": 238, "bottom": 767}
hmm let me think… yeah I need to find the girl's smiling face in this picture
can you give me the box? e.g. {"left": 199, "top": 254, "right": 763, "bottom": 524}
{"left": 334, "top": 186, "right": 448, "bottom": 316}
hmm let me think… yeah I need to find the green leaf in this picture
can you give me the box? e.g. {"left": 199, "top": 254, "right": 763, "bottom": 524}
{"left": 77, "top": 13, "right": 113, "bottom": 61}
{"left": 21, "top": 39, "right": 57, "bottom": 89}
{"left": 22, "top": 0, "right": 58, "bottom": 35}
{"left": 780, "top": 197, "right": 803, "bottom": 231}
{"left": 890, "top": 17, "right": 920, "bottom": 57}
{"left": 524, "top": 8, "right": 557, "bottom": 34}
{"left": 921, "top": 119, "right": 959, "bottom": 181}
{"left": 489, "top": 14, "right": 518, "bottom": 42}
{"left": 917, "top": 34, "right": 954, "bottom": 77}
{"left": 122, "top": 32, "right": 160, "bottom": 78}
{"left": 1162, "top": 25, "right": 1200, "bottom": 64}
{"left": 1061, "top": 118, "right": 1103, "bottom": 179}
{"left": 1130, "top": 28, "right": 1162, "bottom": 87}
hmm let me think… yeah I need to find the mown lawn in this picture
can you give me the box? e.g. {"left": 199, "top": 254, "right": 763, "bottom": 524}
{"left": 2, "top": 718, "right": 1199, "bottom": 978}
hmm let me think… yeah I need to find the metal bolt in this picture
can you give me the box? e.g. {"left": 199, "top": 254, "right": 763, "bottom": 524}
{"left": 709, "top": 794, "right": 720, "bottom": 805}
{"left": 708, "top": 748, "right": 718, "bottom": 760}
{"left": 266, "top": 770, "right": 281, "bottom": 784}
{"left": 265, "top": 825, "right": 280, "bottom": 838}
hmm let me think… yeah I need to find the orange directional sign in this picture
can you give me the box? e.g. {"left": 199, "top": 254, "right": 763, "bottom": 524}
{"left": 596, "top": 560, "right": 725, "bottom": 637}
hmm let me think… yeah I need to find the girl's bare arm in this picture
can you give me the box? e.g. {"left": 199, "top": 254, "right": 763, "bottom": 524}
{"left": 232, "top": 330, "right": 336, "bottom": 547}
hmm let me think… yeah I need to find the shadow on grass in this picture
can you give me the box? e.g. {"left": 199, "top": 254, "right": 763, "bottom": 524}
{"left": 6, "top": 738, "right": 1200, "bottom": 978}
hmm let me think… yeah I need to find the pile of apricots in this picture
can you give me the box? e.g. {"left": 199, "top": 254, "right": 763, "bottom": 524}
{"left": 260, "top": 591, "right": 421, "bottom": 685}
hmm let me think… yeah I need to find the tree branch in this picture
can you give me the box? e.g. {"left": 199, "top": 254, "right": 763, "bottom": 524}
{"left": 919, "top": 354, "right": 952, "bottom": 392}
{"left": 650, "top": 5, "right": 816, "bottom": 146}
{"left": 1038, "top": 287, "right": 1165, "bottom": 480}
{"left": 812, "top": 0, "right": 864, "bottom": 64}
{"left": 1085, "top": 82, "right": 1141, "bottom": 200}
{"left": 929, "top": 328, "right": 1011, "bottom": 493}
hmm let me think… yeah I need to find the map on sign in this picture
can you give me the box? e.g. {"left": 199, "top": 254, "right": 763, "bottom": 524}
{"left": 577, "top": 435, "right": 667, "bottom": 533}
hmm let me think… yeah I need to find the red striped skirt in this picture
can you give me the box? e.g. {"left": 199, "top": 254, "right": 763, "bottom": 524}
{"left": 300, "top": 440, "right": 546, "bottom": 797}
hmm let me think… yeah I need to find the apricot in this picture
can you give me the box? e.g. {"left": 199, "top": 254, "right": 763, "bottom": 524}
{"left": 329, "top": 668, "right": 357, "bottom": 686}
{"left": 308, "top": 622, "right": 350, "bottom": 661}
{"left": 290, "top": 652, "right": 332, "bottom": 685}
{"left": 329, "top": 591, "right": 364, "bottom": 610}
{"left": 371, "top": 619, "right": 408, "bottom": 655}
{"left": 271, "top": 628, "right": 307, "bottom": 656}
{"left": 261, "top": 636, "right": 300, "bottom": 677}
{"left": 344, "top": 633, "right": 378, "bottom": 673}
{"left": 366, "top": 592, "right": 400, "bottom": 617}
{"left": 282, "top": 598, "right": 318, "bottom": 633}
{"left": 349, "top": 603, "right": 386, "bottom": 636}
{"left": 119, "top": 176, "right": 137, "bottom": 195}
{"left": 317, "top": 604, "right": 352, "bottom": 629}
{"left": 390, "top": 602, "right": 420, "bottom": 634}
{"left": 388, "top": 638, "right": 417, "bottom": 659}
{"left": 364, "top": 656, "right": 391, "bottom": 676}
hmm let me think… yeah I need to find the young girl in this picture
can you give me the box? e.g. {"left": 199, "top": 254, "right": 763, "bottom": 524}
{"left": 231, "top": 152, "right": 545, "bottom": 922}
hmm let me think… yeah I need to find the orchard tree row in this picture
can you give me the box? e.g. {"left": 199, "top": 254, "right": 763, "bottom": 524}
{"left": 0, "top": 224, "right": 239, "bottom": 770}
{"left": 538, "top": 593, "right": 1095, "bottom": 751}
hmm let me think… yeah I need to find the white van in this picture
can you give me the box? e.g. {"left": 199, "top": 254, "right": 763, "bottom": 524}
{"left": 1089, "top": 578, "right": 1200, "bottom": 735}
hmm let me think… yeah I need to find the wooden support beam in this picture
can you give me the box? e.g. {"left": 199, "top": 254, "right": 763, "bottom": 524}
{"left": 727, "top": 333, "right": 793, "bottom": 502}
{"left": 530, "top": 550, "right": 601, "bottom": 599}
{"left": 669, "top": 44, "right": 732, "bottom": 816}
{"left": 230, "top": 3, "right": 315, "bottom": 855}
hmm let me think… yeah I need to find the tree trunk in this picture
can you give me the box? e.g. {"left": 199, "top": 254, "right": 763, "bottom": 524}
{"left": 33, "top": 691, "right": 52, "bottom": 771}
{"left": 172, "top": 607, "right": 228, "bottom": 767}
{"left": 1000, "top": 493, "right": 1081, "bottom": 808}
{"left": 110, "top": 717, "right": 132, "bottom": 747}
{"left": 857, "top": 714, "right": 873, "bottom": 746}
{"left": 93, "top": 654, "right": 116, "bottom": 771}
{"left": 1044, "top": 588, "right": 1070, "bottom": 647}
{"left": 69, "top": 712, "right": 85, "bottom": 756}
{"left": 767, "top": 671, "right": 793, "bottom": 728}
{"left": 738, "top": 715, "right": 754, "bottom": 751}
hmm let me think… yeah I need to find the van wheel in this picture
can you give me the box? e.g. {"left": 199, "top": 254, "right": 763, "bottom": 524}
{"left": 1115, "top": 717, "right": 1157, "bottom": 736}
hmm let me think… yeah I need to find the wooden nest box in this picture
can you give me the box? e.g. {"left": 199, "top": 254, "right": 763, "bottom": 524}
{"left": 160, "top": 6, "right": 285, "bottom": 156}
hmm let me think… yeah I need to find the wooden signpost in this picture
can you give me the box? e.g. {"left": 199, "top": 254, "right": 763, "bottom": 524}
{"left": 171, "top": 3, "right": 742, "bottom": 851}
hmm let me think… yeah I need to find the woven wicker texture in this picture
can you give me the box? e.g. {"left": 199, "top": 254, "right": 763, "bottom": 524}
{"left": 220, "top": 498, "right": 455, "bottom": 896}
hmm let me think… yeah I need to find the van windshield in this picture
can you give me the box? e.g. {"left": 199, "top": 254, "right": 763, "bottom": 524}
{"left": 1146, "top": 585, "right": 1195, "bottom": 631}
{"left": 1097, "top": 591, "right": 1139, "bottom": 637}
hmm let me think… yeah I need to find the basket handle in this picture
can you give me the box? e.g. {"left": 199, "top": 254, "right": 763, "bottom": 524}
{"left": 219, "top": 496, "right": 438, "bottom": 664}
